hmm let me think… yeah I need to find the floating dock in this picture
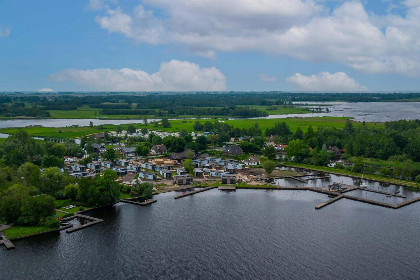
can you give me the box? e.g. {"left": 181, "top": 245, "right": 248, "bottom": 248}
{"left": 0, "top": 232, "right": 14, "bottom": 250}
{"left": 218, "top": 186, "right": 236, "bottom": 191}
{"left": 120, "top": 199, "right": 157, "bottom": 206}
{"left": 174, "top": 186, "right": 216, "bottom": 199}
{"left": 66, "top": 214, "right": 103, "bottom": 234}
{"left": 315, "top": 195, "right": 343, "bottom": 209}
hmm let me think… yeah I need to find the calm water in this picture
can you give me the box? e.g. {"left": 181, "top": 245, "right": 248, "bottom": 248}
{"left": 2, "top": 189, "right": 420, "bottom": 279}
{"left": 258, "top": 102, "right": 420, "bottom": 122}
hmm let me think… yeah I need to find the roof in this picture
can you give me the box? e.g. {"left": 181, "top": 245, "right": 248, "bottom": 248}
{"left": 246, "top": 155, "right": 260, "bottom": 163}
{"left": 224, "top": 145, "right": 243, "bottom": 155}
{"left": 122, "top": 147, "right": 136, "bottom": 153}
{"left": 151, "top": 144, "right": 168, "bottom": 153}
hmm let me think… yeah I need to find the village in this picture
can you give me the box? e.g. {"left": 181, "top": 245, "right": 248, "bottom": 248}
{"left": 65, "top": 127, "right": 280, "bottom": 192}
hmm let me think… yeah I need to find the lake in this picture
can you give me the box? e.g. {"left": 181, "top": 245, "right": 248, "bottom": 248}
{"left": 257, "top": 101, "right": 420, "bottom": 122}
{"left": 0, "top": 102, "right": 418, "bottom": 131}
{"left": 2, "top": 188, "right": 420, "bottom": 279}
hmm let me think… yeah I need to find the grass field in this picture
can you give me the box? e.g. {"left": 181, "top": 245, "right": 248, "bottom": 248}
{"left": 3, "top": 225, "right": 56, "bottom": 240}
{"left": 0, "top": 117, "right": 384, "bottom": 139}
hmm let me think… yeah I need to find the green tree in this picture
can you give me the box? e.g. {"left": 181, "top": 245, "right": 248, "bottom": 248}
{"left": 127, "top": 124, "right": 136, "bottom": 134}
{"left": 161, "top": 118, "right": 171, "bottom": 128}
{"left": 285, "top": 139, "right": 310, "bottom": 163}
{"left": 263, "top": 145, "right": 277, "bottom": 160}
{"left": 141, "top": 128, "right": 148, "bottom": 135}
{"left": 64, "top": 184, "right": 79, "bottom": 200}
{"left": 42, "top": 155, "right": 64, "bottom": 168}
{"left": 137, "top": 182, "right": 153, "bottom": 200}
{"left": 262, "top": 160, "right": 276, "bottom": 175}
{"left": 292, "top": 127, "right": 304, "bottom": 140}
{"left": 94, "top": 170, "right": 120, "bottom": 206}
{"left": 0, "top": 130, "right": 43, "bottom": 166}
{"left": 103, "top": 147, "right": 116, "bottom": 161}
{"left": 19, "top": 195, "right": 56, "bottom": 226}
{"left": 39, "top": 167, "right": 68, "bottom": 197}
{"left": 179, "top": 129, "right": 189, "bottom": 138}
{"left": 0, "top": 184, "right": 29, "bottom": 223}
{"left": 17, "top": 162, "right": 41, "bottom": 188}
{"left": 136, "top": 144, "right": 150, "bottom": 157}
{"left": 183, "top": 159, "right": 194, "bottom": 175}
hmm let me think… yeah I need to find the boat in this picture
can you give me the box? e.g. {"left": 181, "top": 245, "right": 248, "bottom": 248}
{"left": 360, "top": 175, "right": 368, "bottom": 188}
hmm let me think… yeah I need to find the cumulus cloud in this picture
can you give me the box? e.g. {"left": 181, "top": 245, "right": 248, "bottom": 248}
{"left": 286, "top": 72, "right": 367, "bottom": 92}
{"left": 37, "top": 88, "right": 55, "bottom": 93}
{"left": 0, "top": 26, "right": 11, "bottom": 37}
{"left": 92, "top": 0, "right": 420, "bottom": 76}
{"left": 258, "top": 74, "right": 278, "bottom": 83}
{"left": 50, "top": 60, "right": 226, "bottom": 91}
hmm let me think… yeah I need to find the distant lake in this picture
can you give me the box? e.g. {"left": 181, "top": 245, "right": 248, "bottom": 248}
{"left": 0, "top": 102, "right": 418, "bottom": 133}
{"left": 2, "top": 186, "right": 420, "bottom": 279}
{"left": 257, "top": 102, "right": 420, "bottom": 122}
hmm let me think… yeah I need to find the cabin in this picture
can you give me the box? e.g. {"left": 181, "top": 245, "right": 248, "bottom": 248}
{"left": 174, "top": 175, "right": 193, "bottom": 185}
{"left": 221, "top": 174, "right": 237, "bottom": 184}
{"left": 121, "top": 147, "right": 136, "bottom": 158}
{"left": 150, "top": 144, "right": 168, "bottom": 155}
{"left": 177, "top": 168, "right": 188, "bottom": 175}
{"left": 245, "top": 155, "right": 260, "bottom": 166}
{"left": 160, "top": 170, "right": 173, "bottom": 179}
{"left": 194, "top": 168, "right": 204, "bottom": 177}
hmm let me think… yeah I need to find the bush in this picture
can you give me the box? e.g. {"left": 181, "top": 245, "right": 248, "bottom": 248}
{"left": 42, "top": 216, "right": 60, "bottom": 228}
{"left": 416, "top": 175, "right": 420, "bottom": 183}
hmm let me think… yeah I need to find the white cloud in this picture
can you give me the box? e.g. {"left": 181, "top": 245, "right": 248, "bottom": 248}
{"left": 258, "top": 74, "right": 278, "bottom": 83}
{"left": 0, "top": 26, "right": 11, "bottom": 37}
{"left": 50, "top": 60, "right": 226, "bottom": 91}
{"left": 92, "top": 1, "right": 420, "bottom": 77}
{"left": 37, "top": 88, "right": 55, "bottom": 93}
{"left": 286, "top": 72, "right": 367, "bottom": 92}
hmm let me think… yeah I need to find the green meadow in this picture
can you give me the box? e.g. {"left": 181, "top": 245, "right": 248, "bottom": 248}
{"left": 0, "top": 117, "right": 384, "bottom": 139}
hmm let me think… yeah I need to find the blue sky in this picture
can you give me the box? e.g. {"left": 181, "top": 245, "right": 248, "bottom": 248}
{"left": 1, "top": 0, "right": 420, "bottom": 92}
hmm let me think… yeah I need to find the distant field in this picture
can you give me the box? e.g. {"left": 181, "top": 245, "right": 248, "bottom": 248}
{"left": 48, "top": 106, "right": 101, "bottom": 119}
{"left": 0, "top": 117, "right": 384, "bottom": 139}
{"left": 46, "top": 105, "right": 316, "bottom": 119}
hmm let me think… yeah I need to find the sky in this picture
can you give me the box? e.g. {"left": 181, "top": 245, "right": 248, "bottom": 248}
{"left": 1, "top": 0, "right": 420, "bottom": 92}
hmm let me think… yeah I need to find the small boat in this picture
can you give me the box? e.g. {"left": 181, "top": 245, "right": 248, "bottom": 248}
{"left": 60, "top": 221, "right": 71, "bottom": 226}
{"left": 360, "top": 175, "right": 368, "bottom": 188}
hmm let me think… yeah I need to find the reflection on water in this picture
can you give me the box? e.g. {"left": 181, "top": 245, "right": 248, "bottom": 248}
{"left": 274, "top": 167, "right": 420, "bottom": 203}
{"left": 254, "top": 102, "right": 420, "bottom": 122}
{"left": 2, "top": 189, "right": 420, "bottom": 279}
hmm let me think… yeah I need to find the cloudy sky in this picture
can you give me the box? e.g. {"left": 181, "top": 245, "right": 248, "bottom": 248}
{"left": 1, "top": 0, "right": 420, "bottom": 92}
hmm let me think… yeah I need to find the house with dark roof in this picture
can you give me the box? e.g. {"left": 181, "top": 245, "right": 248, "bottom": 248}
{"left": 224, "top": 145, "right": 243, "bottom": 156}
{"left": 151, "top": 144, "right": 168, "bottom": 155}
{"left": 122, "top": 147, "right": 136, "bottom": 158}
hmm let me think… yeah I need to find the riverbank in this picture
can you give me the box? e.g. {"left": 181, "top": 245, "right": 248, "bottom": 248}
{"left": 282, "top": 162, "right": 420, "bottom": 189}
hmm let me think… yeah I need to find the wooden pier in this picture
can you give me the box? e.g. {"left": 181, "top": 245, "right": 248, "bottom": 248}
{"left": 358, "top": 187, "right": 406, "bottom": 198}
{"left": 66, "top": 214, "right": 103, "bottom": 234}
{"left": 120, "top": 198, "right": 157, "bottom": 206}
{"left": 218, "top": 186, "right": 236, "bottom": 191}
{"left": 174, "top": 186, "right": 216, "bottom": 199}
{"left": 315, "top": 195, "right": 343, "bottom": 209}
{"left": 0, "top": 232, "right": 15, "bottom": 250}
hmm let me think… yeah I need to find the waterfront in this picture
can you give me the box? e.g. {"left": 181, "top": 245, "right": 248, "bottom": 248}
{"left": 2, "top": 189, "right": 420, "bottom": 279}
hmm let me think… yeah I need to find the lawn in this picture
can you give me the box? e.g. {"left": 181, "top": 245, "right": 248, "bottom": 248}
{"left": 48, "top": 106, "right": 101, "bottom": 119}
{"left": 3, "top": 225, "right": 56, "bottom": 240}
